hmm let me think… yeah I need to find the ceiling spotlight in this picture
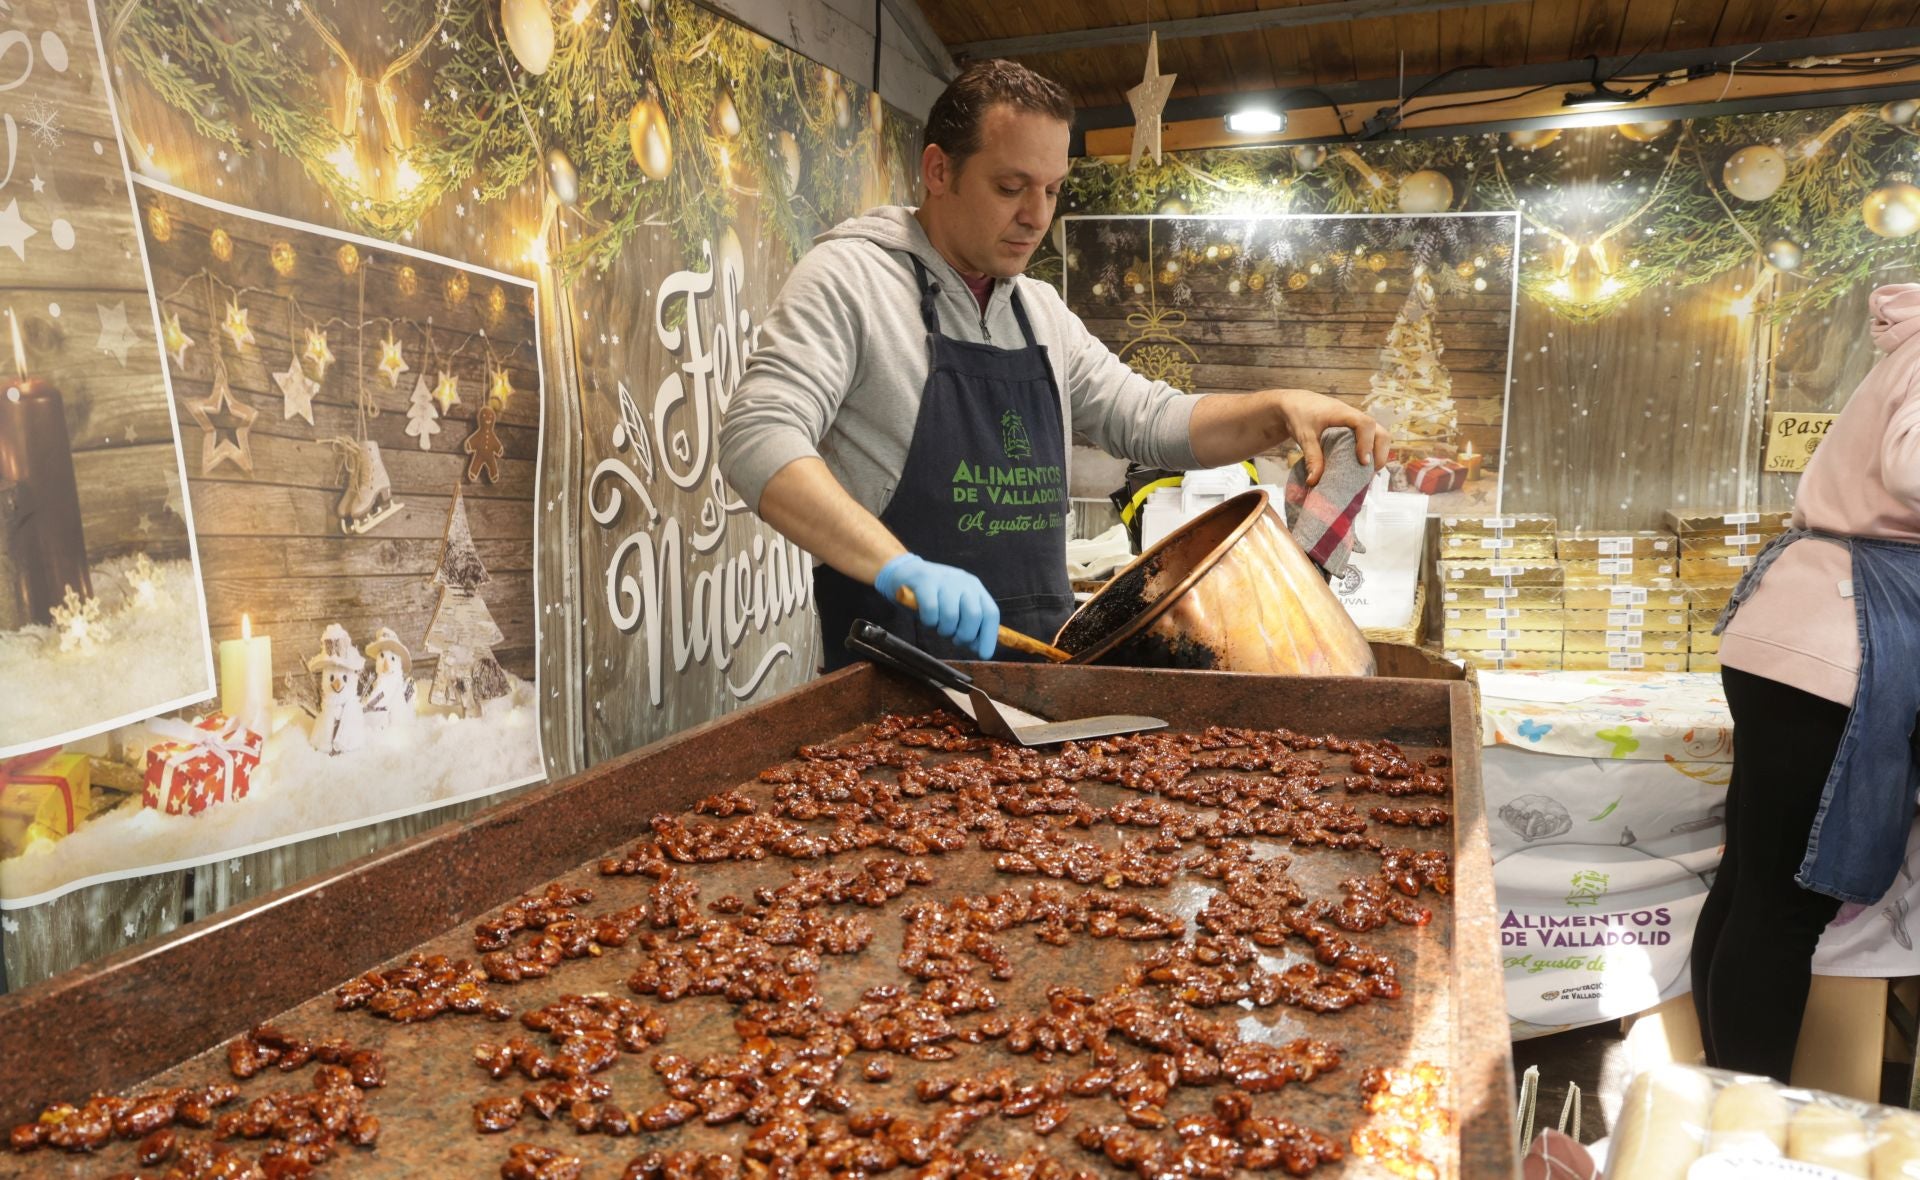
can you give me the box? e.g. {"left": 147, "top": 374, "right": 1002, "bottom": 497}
{"left": 1226, "top": 109, "right": 1287, "bottom": 134}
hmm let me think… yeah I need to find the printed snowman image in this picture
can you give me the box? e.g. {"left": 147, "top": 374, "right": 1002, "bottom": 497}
{"left": 361, "top": 627, "right": 416, "bottom": 732}
{"left": 307, "top": 624, "right": 368, "bottom": 755}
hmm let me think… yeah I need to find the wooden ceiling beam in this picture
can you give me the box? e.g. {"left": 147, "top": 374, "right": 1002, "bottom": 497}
{"left": 1078, "top": 59, "right": 1920, "bottom": 155}
{"left": 1068, "top": 23, "right": 1920, "bottom": 136}
{"left": 950, "top": 0, "right": 1527, "bottom": 60}
{"left": 881, "top": 0, "right": 961, "bottom": 80}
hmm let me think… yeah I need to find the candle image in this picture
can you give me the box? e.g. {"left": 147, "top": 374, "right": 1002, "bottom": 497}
{"left": 0, "top": 308, "right": 92, "bottom": 623}
{"left": 1459, "top": 437, "right": 1483, "bottom": 481}
{"left": 219, "top": 613, "right": 275, "bottom": 736}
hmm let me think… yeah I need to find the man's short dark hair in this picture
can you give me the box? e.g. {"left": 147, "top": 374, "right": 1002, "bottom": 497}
{"left": 922, "top": 60, "right": 1074, "bottom": 172}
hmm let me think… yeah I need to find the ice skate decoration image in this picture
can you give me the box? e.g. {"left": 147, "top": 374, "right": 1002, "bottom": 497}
{"left": 307, "top": 624, "right": 368, "bottom": 755}
{"left": 361, "top": 627, "right": 415, "bottom": 732}
{"left": 331, "top": 438, "right": 404, "bottom": 535}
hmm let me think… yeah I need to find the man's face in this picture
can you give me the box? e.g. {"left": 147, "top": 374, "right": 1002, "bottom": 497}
{"left": 921, "top": 105, "right": 1070, "bottom": 279}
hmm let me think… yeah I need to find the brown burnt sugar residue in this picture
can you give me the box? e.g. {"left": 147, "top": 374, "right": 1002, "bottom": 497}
{"left": 10, "top": 711, "right": 1455, "bottom": 1179}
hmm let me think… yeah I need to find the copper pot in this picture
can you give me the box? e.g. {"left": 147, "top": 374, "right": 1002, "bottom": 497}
{"left": 1055, "top": 489, "right": 1376, "bottom": 676}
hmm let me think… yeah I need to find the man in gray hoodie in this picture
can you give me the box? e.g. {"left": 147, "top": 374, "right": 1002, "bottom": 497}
{"left": 718, "top": 60, "right": 1387, "bottom": 669}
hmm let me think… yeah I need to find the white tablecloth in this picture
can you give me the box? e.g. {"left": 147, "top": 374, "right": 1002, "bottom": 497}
{"left": 1479, "top": 672, "right": 1920, "bottom": 1040}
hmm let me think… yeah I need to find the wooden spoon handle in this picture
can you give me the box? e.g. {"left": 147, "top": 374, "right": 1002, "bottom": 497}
{"left": 892, "top": 586, "right": 1073, "bottom": 663}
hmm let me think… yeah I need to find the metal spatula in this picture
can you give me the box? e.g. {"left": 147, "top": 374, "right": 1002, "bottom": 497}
{"left": 846, "top": 621, "right": 1166, "bottom": 747}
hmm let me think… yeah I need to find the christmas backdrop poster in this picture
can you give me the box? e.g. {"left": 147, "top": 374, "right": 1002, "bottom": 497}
{"left": 1063, "top": 213, "right": 1519, "bottom": 513}
{"left": 0, "top": 0, "right": 214, "bottom": 762}
{"left": 0, "top": 183, "right": 545, "bottom": 905}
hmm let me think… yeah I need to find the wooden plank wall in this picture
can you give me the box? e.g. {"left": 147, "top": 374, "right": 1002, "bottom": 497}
{"left": 1066, "top": 216, "right": 1515, "bottom": 487}
{"left": 6, "top": 0, "right": 190, "bottom": 567}
{"left": 4, "top": 1, "right": 576, "bottom": 993}
{"left": 138, "top": 193, "right": 541, "bottom": 689}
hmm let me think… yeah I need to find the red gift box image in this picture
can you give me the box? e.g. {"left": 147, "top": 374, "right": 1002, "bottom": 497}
{"left": 142, "top": 714, "right": 263, "bottom": 817}
{"left": 1404, "top": 457, "right": 1467, "bottom": 495}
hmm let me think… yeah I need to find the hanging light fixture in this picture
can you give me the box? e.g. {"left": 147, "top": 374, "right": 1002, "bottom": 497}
{"left": 1225, "top": 109, "right": 1286, "bottom": 135}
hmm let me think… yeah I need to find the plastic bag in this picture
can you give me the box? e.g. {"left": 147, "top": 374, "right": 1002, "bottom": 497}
{"left": 1333, "top": 469, "right": 1428, "bottom": 630}
{"left": 1604, "top": 1062, "right": 1920, "bottom": 1179}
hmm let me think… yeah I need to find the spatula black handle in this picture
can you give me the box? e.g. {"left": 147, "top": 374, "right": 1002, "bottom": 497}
{"left": 846, "top": 620, "right": 974, "bottom": 694}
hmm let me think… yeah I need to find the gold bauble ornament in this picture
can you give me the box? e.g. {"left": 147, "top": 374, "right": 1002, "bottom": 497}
{"left": 147, "top": 204, "right": 172, "bottom": 242}
{"left": 445, "top": 271, "right": 470, "bottom": 305}
{"left": 1880, "top": 98, "right": 1920, "bottom": 127}
{"left": 1155, "top": 196, "right": 1190, "bottom": 216}
{"left": 1507, "top": 128, "right": 1561, "bottom": 151}
{"left": 1286, "top": 272, "right": 1308, "bottom": 291}
{"left": 335, "top": 243, "right": 360, "bottom": 275}
{"left": 1617, "top": 120, "right": 1673, "bottom": 143}
{"left": 1247, "top": 271, "right": 1266, "bottom": 292}
{"left": 209, "top": 227, "right": 233, "bottom": 262}
{"left": 628, "top": 96, "right": 674, "bottom": 181}
{"left": 710, "top": 86, "right": 742, "bottom": 141}
{"left": 775, "top": 131, "right": 802, "bottom": 189}
{"left": 270, "top": 241, "right": 296, "bottom": 277}
{"left": 545, "top": 146, "right": 580, "bottom": 206}
{"left": 832, "top": 87, "right": 852, "bottom": 132}
{"left": 1366, "top": 253, "right": 1386, "bottom": 272}
{"left": 396, "top": 265, "right": 418, "bottom": 296}
{"left": 1764, "top": 238, "right": 1804, "bottom": 271}
{"left": 502, "top": 0, "right": 555, "bottom": 74}
{"left": 487, "top": 285, "right": 508, "bottom": 321}
{"left": 868, "top": 92, "right": 884, "bottom": 129}
{"left": 1217, "top": 244, "right": 1235, "bottom": 262}
{"left": 1291, "top": 144, "right": 1326, "bottom": 170}
{"left": 1455, "top": 261, "right": 1476, "bottom": 278}
{"left": 1722, "top": 145, "right": 1787, "bottom": 202}
{"left": 1863, "top": 176, "right": 1920, "bottom": 239}
{"left": 716, "top": 227, "right": 746, "bottom": 299}
{"left": 1122, "top": 269, "right": 1141, "bottom": 287}
{"left": 1397, "top": 169, "right": 1453, "bottom": 214}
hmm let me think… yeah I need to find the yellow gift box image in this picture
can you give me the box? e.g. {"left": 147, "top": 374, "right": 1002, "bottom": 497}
{"left": 0, "top": 751, "right": 91, "bottom": 856}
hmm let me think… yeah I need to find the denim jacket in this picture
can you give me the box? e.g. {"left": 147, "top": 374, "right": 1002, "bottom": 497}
{"left": 1717, "top": 528, "right": 1920, "bottom": 904}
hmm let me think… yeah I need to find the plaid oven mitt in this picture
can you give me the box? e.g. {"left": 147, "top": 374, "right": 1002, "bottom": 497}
{"left": 1282, "top": 426, "right": 1374, "bottom": 580}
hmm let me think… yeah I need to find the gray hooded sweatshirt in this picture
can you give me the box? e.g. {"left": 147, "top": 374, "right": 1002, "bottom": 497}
{"left": 718, "top": 206, "right": 1203, "bottom": 516}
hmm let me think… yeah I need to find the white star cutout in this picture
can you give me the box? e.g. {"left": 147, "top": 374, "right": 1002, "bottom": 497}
{"left": 95, "top": 302, "right": 138, "bottom": 366}
{"left": 0, "top": 199, "right": 37, "bottom": 261}
{"left": 273, "top": 355, "right": 319, "bottom": 424}
{"left": 29, "top": 175, "right": 45, "bottom": 194}
{"left": 162, "top": 311, "right": 194, "bottom": 367}
{"left": 431, "top": 370, "right": 460, "bottom": 413}
{"left": 377, "top": 334, "right": 409, "bottom": 386}
{"left": 221, "top": 299, "right": 254, "bottom": 350}
{"left": 302, "top": 328, "right": 334, "bottom": 375}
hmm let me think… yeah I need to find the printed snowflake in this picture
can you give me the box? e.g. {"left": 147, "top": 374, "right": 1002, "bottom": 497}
{"left": 24, "top": 97, "right": 62, "bottom": 150}
{"left": 49, "top": 586, "right": 108, "bottom": 654}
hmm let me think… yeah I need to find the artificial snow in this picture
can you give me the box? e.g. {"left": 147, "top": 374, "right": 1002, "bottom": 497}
{"left": 1, "top": 676, "right": 544, "bottom": 906}
{"left": 0, "top": 556, "right": 212, "bottom": 757}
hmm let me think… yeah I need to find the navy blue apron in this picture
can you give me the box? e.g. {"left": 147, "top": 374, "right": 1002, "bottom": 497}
{"left": 817, "top": 257, "right": 1074, "bottom": 670}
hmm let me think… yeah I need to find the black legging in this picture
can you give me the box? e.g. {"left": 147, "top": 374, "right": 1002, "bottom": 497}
{"left": 1690, "top": 666, "right": 1851, "bottom": 1082}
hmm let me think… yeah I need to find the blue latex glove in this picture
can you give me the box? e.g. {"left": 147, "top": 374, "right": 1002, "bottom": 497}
{"left": 873, "top": 554, "right": 999, "bottom": 660}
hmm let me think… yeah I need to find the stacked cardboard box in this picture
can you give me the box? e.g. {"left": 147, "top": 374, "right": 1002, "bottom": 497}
{"left": 1556, "top": 530, "right": 1686, "bottom": 671}
{"left": 1666, "top": 509, "right": 1789, "bottom": 672}
{"left": 1438, "top": 516, "right": 1562, "bottom": 670}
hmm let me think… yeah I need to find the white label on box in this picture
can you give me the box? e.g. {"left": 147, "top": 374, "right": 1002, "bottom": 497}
{"left": 1609, "top": 653, "right": 1646, "bottom": 670}
{"left": 1727, "top": 554, "right": 1754, "bottom": 568}
{"left": 1482, "top": 630, "right": 1516, "bottom": 641}
{"left": 1722, "top": 512, "right": 1760, "bottom": 525}
{"left": 1722, "top": 533, "right": 1761, "bottom": 546}
{"left": 1597, "top": 537, "right": 1633, "bottom": 556}
{"left": 1488, "top": 565, "right": 1522, "bottom": 577}
{"left": 1661, "top": 638, "right": 1683, "bottom": 651}
{"left": 1607, "top": 610, "right": 1645, "bottom": 628}
{"left": 1450, "top": 608, "right": 1517, "bottom": 621}
{"left": 1481, "top": 587, "right": 1517, "bottom": 600}
{"left": 1598, "top": 558, "right": 1635, "bottom": 575}
{"left": 1488, "top": 517, "right": 1517, "bottom": 529}
{"left": 1606, "top": 631, "right": 1643, "bottom": 646}
{"left": 1480, "top": 537, "right": 1514, "bottom": 550}
{"left": 1610, "top": 587, "right": 1649, "bottom": 606}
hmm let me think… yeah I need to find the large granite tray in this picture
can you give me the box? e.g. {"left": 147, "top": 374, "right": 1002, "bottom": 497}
{"left": 0, "top": 663, "right": 1513, "bottom": 1177}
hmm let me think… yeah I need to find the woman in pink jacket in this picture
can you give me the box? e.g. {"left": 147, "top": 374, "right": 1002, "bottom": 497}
{"left": 1694, "top": 284, "right": 1920, "bottom": 1082}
